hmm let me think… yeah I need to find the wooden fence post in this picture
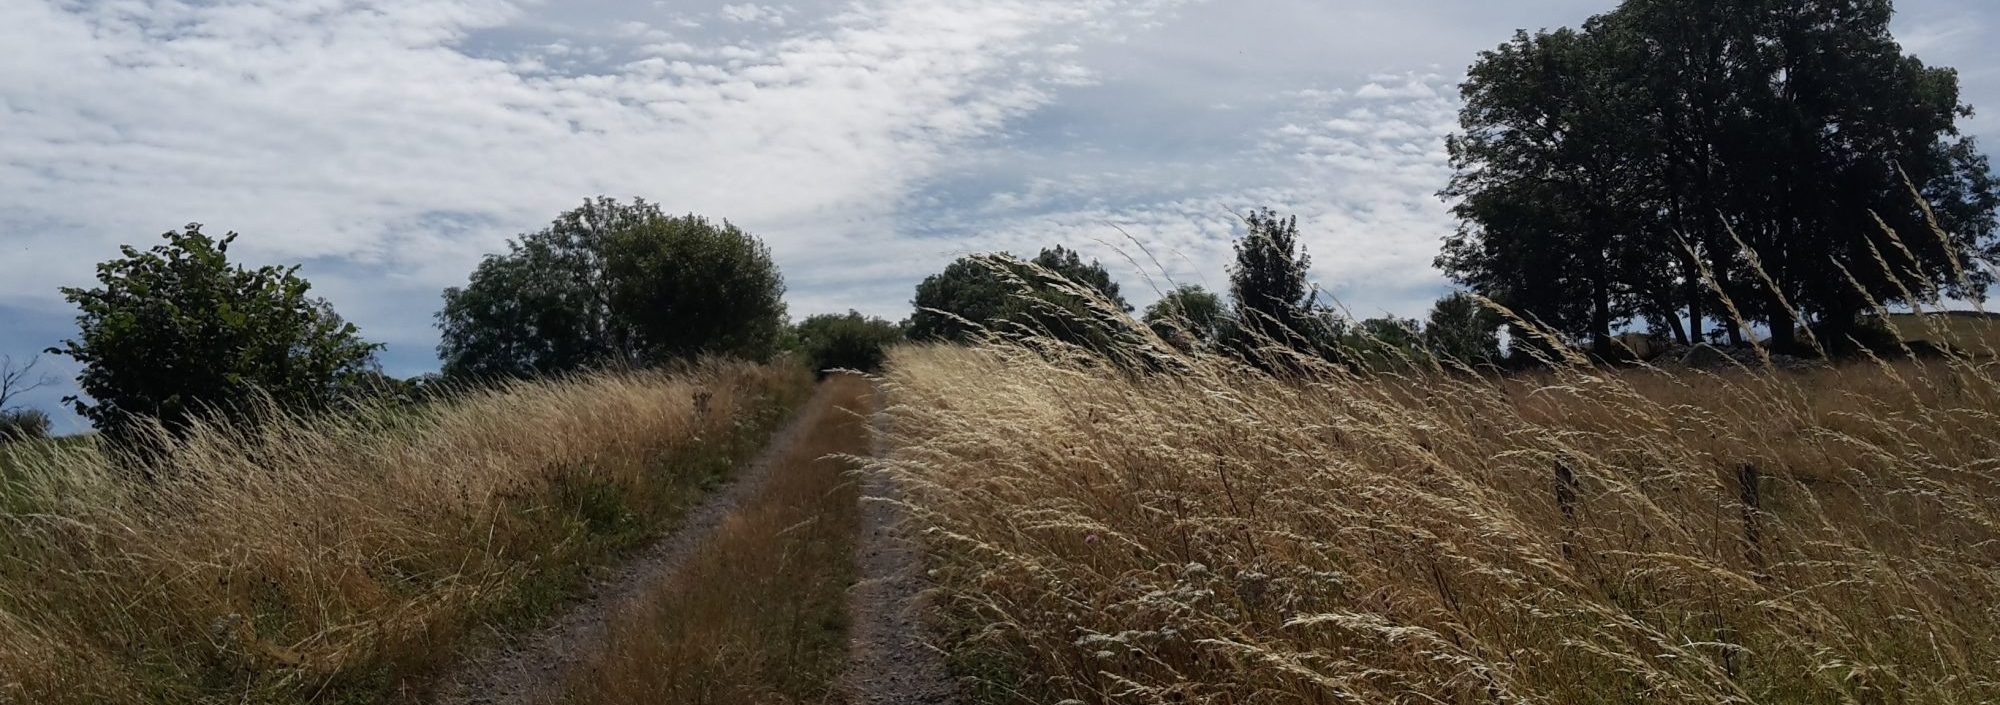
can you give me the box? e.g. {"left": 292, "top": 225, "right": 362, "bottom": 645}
{"left": 1738, "top": 463, "right": 1764, "bottom": 578}
{"left": 1555, "top": 461, "right": 1578, "bottom": 561}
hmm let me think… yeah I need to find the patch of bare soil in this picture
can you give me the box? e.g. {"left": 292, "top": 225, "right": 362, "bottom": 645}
{"left": 432, "top": 384, "right": 839, "bottom": 705}
{"left": 841, "top": 386, "right": 962, "bottom": 704}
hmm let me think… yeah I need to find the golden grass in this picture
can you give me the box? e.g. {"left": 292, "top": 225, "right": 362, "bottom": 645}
{"left": 0, "top": 361, "right": 811, "bottom": 704}
{"left": 1881, "top": 312, "right": 2000, "bottom": 357}
{"left": 874, "top": 342, "right": 2000, "bottom": 704}
{"left": 552, "top": 374, "right": 871, "bottom": 705}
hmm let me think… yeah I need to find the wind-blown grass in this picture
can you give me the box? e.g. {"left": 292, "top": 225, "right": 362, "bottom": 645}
{"left": 0, "top": 361, "right": 810, "bottom": 704}
{"left": 873, "top": 338, "right": 2000, "bottom": 704}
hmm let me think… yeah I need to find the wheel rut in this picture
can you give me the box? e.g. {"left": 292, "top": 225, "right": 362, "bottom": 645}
{"left": 840, "top": 384, "right": 962, "bottom": 704}
{"left": 433, "top": 383, "right": 839, "bottom": 705}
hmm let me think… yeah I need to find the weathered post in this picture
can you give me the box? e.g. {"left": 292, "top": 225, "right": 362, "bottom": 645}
{"left": 1555, "top": 461, "right": 1578, "bottom": 561}
{"left": 1738, "top": 463, "right": 1764, "bottom": 577}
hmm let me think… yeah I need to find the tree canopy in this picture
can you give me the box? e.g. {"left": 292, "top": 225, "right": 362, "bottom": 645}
{"left": 1440, "top": 0, "right": 1999, "bottom": 355}
{"left": 438, "top": 198, "right": 786, "bottom": 379}
{"left": 1229, "top": 209, "right": 1319, "bottom": 345}
{"left": 1423, "top": 292, "right": 1506, "bottom": 365}
{"left": 792, "top": 311, "right": 903, "bottom": 377}
{"left": 604, "top": 212, "right": 787, "bottom": 363}
{"left": 1143, "top": 284, "right": 1230, "bottom": 350}
{"left": 907, "top": 246, "right": 1131, "bottom": 344}
{"left": 53, "top": 225, "right": 382, "bottom": 440}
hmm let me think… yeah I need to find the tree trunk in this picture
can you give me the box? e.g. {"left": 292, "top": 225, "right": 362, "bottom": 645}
{"left": 1685, "top": 256, "right": 1706, "bottom": 345}
{"left": 1769, "top": 305, "right": 1797, "bottom": 354}
{"left": 1592, "top": 261, "right": 1613, "bottom": 355}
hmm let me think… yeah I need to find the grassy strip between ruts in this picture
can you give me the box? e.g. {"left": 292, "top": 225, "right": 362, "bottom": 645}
{"left": 549, "top": 374, "right": 871, "bottom": 705}
{"left": 0, "top": 361, "right": 812, "bottom": 705}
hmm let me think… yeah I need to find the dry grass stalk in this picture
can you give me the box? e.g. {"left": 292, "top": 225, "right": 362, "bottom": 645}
{"left": 873, "top": 339, "right": 2000, "bottom": 704}
{"left": 0, "top": 361, "right": 811, "bottom": 704}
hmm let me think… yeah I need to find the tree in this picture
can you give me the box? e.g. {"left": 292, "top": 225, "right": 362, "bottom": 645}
{"left": 604, "top": 214, "right": 787, "bottom": 363}
{"left": 439, "top": 198, "right": 647, "bottom": 379}
{"left": 0, "top": 355, "right": 58, "bottom": 443}
{"left": 1441, "top": 25, "right": 1657, "bottom": 353}
{"left": 53, "top": 225, "right": 382, "bottom": 440}
{"left": 1423, "top": 292, "right": 1505, "bottom": 365}
{"left": 1340, "top": 316, "right": 1428, "bottom": 372}
{"left": 908, "top": 246, "right": 1131, "bottom": 344}
{"left": 0, "top": 355, "right": 55, "bottom": 416}
{"left": 1143, "top": 285, "right": 1230, "bottom": 350}
{"left": 1228, "top": 209, "right": 1342, "bottom": 371}
{"left": 438, "top": 198, "right": 786, "bottom": 379}
{"left": 1230, "top": 210, "right": 1316, "bottom": 339}
{"left": 1442, "top": 0, "right": 2000, "bottom": 357}
{"left": 793, "top": 311, "right": 903, "bottom": 378}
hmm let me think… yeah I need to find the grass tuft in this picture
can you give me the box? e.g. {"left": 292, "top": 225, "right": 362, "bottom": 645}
{"left": 0, "top": 361, "right": 811, "bottom": 704}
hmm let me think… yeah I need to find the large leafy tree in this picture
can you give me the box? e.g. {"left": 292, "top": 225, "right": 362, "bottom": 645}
{"left": 438, "top": 198, "right": 786, "bottom": 378}
{"left": 605, "top": 213, "right": 787, "bottom": 363}
{"left": 438, "top": 198, "right": 646, "bottom": 379}
{"left": 54, "top": 225, "right": 382, "bottom": 440}
{"left": 1423, "top": 291, "right": 1505, "bottom": 365}
{"left": 1441, "top": 26, "right": 1656, "bottom": 351}
{"left": 1229, "top": 210, "right": 1323, "bottom": 348}
{"left": 907, "top": 246, "right": 1131, "bottom": 343}
{"left": 1442, "top": 0, "right": 1999, "bottom": 355}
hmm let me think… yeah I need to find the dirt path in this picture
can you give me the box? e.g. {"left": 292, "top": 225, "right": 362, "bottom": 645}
{"left": 841, "top": 385, "right": 963, "bottom": 704}
{"left": 433, "top": 384, "right": 839, "bottom": 705}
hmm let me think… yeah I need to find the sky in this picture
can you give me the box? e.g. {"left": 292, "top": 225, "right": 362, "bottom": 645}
{"left": 2, "top": 0, "right": 1995, "bottom": 432}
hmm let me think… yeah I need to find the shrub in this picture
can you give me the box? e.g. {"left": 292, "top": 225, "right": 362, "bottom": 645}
{"left": 53, "top": 225, "right": 382, "bottom": 441}
{"left": 794, "top": 311, "right": 903, "bottom": 378}
{"left": 439, "top": 198, "right": 788, "bottom": 380}
{"left": 0, "top": 408, "right": 51, "bottom": 443}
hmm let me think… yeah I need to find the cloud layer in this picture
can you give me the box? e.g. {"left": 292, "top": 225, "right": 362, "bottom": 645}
{"left": 3, "top": 0, "right": 1995, "bottom": 431}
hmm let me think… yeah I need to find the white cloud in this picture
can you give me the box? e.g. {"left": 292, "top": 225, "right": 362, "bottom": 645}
{"left": 2, "top": 0, "right": 1996, "bottom": 431}
{"left": 0, "top": 0, "right": 1181, "bottom": 314}
{"left": 932, "top": 72, "right": 1461, "bottom": 317}
{"left": 719, "top": 3, "right": 788, "bottom": 27}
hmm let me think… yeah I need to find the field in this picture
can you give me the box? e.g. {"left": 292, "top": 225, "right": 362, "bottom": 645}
{"left": 0, "top": 362, "right": 811, "bottom": 704}
{"left": 1881, "top": 312, "right": 2000, "bottom": 357}
{"left": 5, "top": 331, "right": 1997, "bottom": 705}
{"left": 873, "top": 342, "right": 2000, "bottom": 704}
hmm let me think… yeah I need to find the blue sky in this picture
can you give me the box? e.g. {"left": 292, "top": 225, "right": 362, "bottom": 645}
{"left": 3, "top": 0, "right": 1995, "bottom": 432}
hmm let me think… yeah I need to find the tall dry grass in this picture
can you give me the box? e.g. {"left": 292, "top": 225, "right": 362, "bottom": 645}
{"left": 0, "top": 361, "right": 810, "bottom": 704}
{"left": 873, "top": 339, "right": 2000, "bottom": 703}
{"left": 552, "top": 374, "right": 871, "bottom": 705}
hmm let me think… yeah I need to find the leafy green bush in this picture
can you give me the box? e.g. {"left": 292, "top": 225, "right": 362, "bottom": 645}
{"left": 53, "top": 225, "right": 382, "bottom": 441}
{"left": 794, "top": 311, "right": 903, "bottom": 378}
{"left": 439, "top": 198, "right": 788, "bottom": 380}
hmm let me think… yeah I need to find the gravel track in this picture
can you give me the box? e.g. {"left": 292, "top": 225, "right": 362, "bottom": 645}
{"left": 432, "top": 384, "right": 837, "bottom": 705}
{"left": 840, "top": 385, "right": 962, "bottom": 705}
